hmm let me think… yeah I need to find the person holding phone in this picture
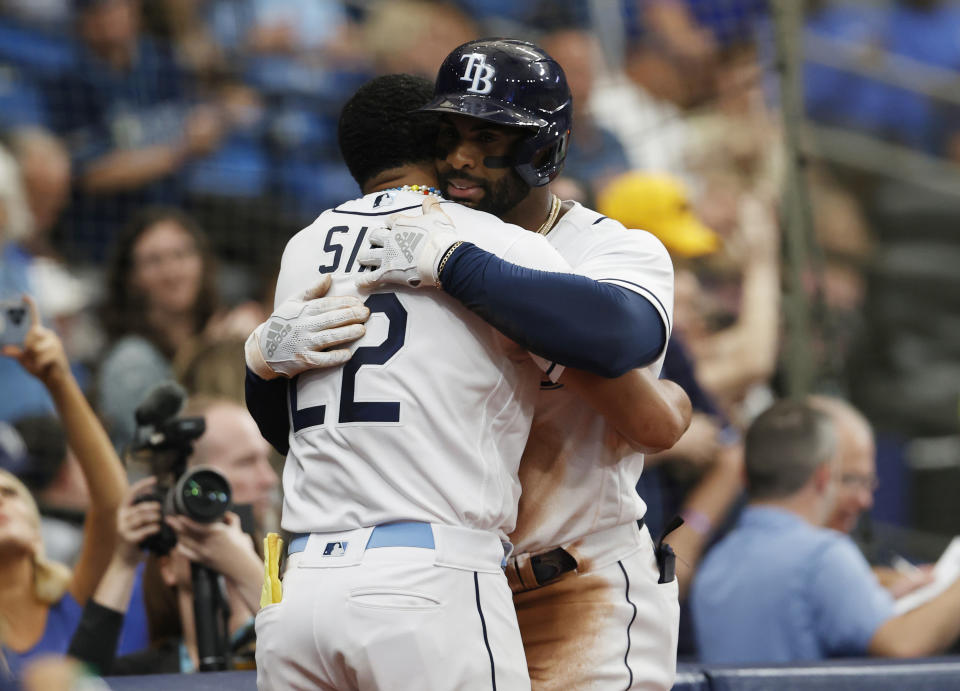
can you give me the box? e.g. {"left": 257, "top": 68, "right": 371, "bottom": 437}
{"left": 0, "top": 296, "right": 128, "bottom": 680}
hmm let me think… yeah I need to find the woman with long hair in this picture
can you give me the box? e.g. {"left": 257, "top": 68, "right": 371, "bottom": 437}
{"left": 97, "top": 207, "right": 219, "bottom": 450}
{"left": 0, "top": 297, "right": 127, "bottom": 679}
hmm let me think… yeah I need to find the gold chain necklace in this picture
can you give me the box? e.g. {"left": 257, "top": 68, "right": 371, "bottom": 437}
{"left": 536, "top": 194, "right": 561, "bottom": 236}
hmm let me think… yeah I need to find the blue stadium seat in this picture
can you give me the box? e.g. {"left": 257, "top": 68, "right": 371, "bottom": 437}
{"left": 185, "top": 134, "right": 269, "bottom": 198}
{"left": 277, "top": 159, "right": 361, "bottom": 221}
{"left": 0, "top": 20, "right": 74, "bottom": 76}
{"left": 0, "top": 66, "right": 48, "bottom": 128}
{"left": 266, "top": 105, "right": 338, "bottom": 159}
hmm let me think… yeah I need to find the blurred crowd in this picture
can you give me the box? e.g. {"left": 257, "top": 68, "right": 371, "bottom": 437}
{"left": 2, "top": 0, "right": 960, "bottom": 686}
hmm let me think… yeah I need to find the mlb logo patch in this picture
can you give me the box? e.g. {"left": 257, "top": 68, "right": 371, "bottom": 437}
{"left": 323, "top": 541, "right": 348, "bottom": 556}
{"left": 372, "top": 191, "right": 397, "bottom": 208}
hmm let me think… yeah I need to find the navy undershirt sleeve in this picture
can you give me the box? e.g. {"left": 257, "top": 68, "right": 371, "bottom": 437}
{"left": 440, "top": 243, "right": 667, "bottom": 378}
{"left": 245, "top": 367, "right": 290, "bottom": 455}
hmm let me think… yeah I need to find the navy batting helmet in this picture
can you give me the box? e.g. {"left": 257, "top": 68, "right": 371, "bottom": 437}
{"left": 420, "top": 38, "right": 572, "bottom": 188}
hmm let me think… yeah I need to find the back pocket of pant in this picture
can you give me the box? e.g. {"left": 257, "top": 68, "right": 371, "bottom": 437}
{"left": 348, "top": 588, "right": 443, "bottom": 611}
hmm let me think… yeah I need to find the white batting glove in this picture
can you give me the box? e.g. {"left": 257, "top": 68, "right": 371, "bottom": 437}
{"left": 355, "top": 197, "right": 462, "bottom": 289}
{"left": 245, "top": 275, "right": 369, "bottom": 380}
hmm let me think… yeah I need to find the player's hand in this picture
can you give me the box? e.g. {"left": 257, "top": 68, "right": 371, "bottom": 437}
{"left": 356, "top": 197, "right": 462, "bottom": 289}
{"left": 1, "top": 296, "right": 70, "bottom": 388}
{"left": 245, "top": 275, "right": 369, "bottom": 380}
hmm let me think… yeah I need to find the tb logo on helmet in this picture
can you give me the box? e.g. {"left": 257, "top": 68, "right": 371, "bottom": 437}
{"left": 459, "top": 53, "right": 495, "bottom": 95}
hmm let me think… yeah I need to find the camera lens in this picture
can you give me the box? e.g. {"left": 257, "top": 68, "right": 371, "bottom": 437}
{"left": 172, "top": 467, "right": 232, "bottom": 523}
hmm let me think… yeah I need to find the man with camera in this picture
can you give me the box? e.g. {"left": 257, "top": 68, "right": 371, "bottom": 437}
{"left": 67, "top": 386, "right": 266, "bottom": 674}
{"left": 180, "top": 396, "right": 279, "bottom": 536}
{"left": 68, "top": 475, "right": 263, "bottom": 674}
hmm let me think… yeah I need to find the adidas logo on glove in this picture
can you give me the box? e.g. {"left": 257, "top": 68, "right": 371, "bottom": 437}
{"left": 265, "top": 320, "right": 292, "bottom": 357}
{"left": 395, "top": 231, "right": 423, "bottom": 263}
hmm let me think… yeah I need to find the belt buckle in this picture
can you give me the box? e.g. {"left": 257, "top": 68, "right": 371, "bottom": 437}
{"left": 530, "top": 547, "right": 578, "bottom": 586}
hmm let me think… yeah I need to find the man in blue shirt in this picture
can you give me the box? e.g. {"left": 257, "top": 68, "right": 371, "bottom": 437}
{"left": 691, "top": 398, "right": 960, "bottom": 663}
{"left": 43, "top": 0, "right": 226, "bottom": 259}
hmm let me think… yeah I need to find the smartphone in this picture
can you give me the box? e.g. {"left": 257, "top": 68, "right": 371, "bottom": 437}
{"left": 0, "top": 299, "right": 30, "bottom": 347}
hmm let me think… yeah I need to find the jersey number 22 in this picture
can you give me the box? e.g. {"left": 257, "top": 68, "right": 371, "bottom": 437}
{"left": 288, "top": 293, "right": 406, "bottom": 431}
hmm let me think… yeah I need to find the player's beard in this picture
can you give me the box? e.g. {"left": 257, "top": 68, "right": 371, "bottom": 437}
{"left": 438, "top": 167, "right": 530, "bottom": 218}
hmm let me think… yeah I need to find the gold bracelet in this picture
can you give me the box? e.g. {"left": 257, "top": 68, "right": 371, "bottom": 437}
{"left": 436, "top": 241, "right": 464, "bottom": 287}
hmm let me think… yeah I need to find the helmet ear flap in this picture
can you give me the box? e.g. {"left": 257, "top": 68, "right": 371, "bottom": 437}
{"left": 514, "top": 127, "right": 571, "bottom": 187}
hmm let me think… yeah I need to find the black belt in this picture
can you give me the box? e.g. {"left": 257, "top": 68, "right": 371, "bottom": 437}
{"left": 527, "top": 517, "right": 646, "bottom": 587}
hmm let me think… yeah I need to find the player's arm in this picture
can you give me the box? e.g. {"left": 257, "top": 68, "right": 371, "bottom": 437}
{"left": 245, "top": 369, "right": 290, "bottom": 455}
{"left": 358, "top": 199, "right": 667, "bottom": 378}
{"left": 561, "top": 366, "right": 691, "bottom": 453}
{"left": 359, "top": 200, "right": 688, "bottom": 450}
{"left": 244, "top": 225, "right": 369, "bottom": 454}
{"left": 244, "top": 273, "right": 369, "bottom": 382}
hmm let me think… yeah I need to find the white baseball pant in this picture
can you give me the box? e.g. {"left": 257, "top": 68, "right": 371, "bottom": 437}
{"left": 256, "top": 522, "right": 530, "bottom": 690}
{"left": 507, "top": 522, "right": 679, "bottom": 690}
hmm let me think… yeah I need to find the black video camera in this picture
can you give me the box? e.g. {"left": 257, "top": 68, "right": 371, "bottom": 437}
{"left": 129, "top": 382, "right": 232, "bottom": 556}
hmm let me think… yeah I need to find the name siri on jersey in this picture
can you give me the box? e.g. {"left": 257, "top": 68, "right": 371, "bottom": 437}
{"left": 317, "top": 225, "right": 374, "bottom": 275}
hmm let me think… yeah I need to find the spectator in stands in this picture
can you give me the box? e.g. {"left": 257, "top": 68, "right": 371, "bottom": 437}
{"left": 814, "top": 395, "right": 878, "bottom": 536}
{"left": 5, "top": 127, "right": 70, "bottom": 258}
{"left": 44, "top": 0, "right": 227, "bottom": 258}
{"left": 182, "top": 396, "right": 278, "bottom": 532}
{"left": 540, "top": 28, "right": 631, "bottom": 197}
{"left": 201, "top": 0, "right": 360, "bottom": 65}
{"left": 598, "top": 171, "right": 744, "bottom": 605}
{"left": 363, "top": 1, "right": 476, "bottom": 79}
{"left": 812, "top": 395, "right": 934, "bottom": 599}
{"left": 97, "top": 207, "right": 218, "bottom": 450}
{"left": 113, "top": 392, "right": 279, "bottom": 657}
{"left": 2, "top": 128, "right": 98, "bottom": 393}
{"left": 0, "top": 142, "right": 52, "bottom": 423}
{"left": 0, "top": 297, "right": 127, "bottom": 680}
{"left": 68, "top": 477, "right": 263, "bottom": 675}
{"left": 174, "top": 338, "right": 249, "bottom": 404}
{"left": 588, "top": 1, "right": 713, "bottom": 178}
{"left": 807, "top": 172, "right": 874, "bottom": 386}
{"left": 692, "top": 398, "right": 960, "bottom": 663}
{"left": 8, "top": 416, "right": 89, "bottom": 566}
{"left": 0, "top": 0, "right": 72, "bottom": 33}
{"left": 677, "top": 180, "right": 780, "bottom": 424}
{"left": 685, "top": 41, "right": 784, "bottom": 206}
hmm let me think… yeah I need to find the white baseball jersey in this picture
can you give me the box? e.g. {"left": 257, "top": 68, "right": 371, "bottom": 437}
{"left": 275, "top": 190, "right": 569, "bottom": 538}
{"left": 510, "top": 201, "right": 675, "bottom": 555}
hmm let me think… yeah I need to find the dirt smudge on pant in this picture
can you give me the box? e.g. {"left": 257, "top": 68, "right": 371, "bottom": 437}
{"left": 515, "top": 569, "right": 615, "bottom": 690}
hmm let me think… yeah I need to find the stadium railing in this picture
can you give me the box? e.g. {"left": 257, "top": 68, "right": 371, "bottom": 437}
{"left": 101, "top": 657, "right": 960, "bottom": 690}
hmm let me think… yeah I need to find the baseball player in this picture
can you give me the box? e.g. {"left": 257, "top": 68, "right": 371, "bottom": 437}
{"left": 245, "top": 74, "right": 688, "bottom": 691}
{"left": 248, "top": 74, "right": 572, "bottom": 691}
{"left": 364, "top": 40, "right": 683, "bottom": 690}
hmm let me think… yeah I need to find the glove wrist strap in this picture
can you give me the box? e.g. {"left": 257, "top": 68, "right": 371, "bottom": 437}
{"left": 245, "top": 323, "right": 281, "bottom": 381}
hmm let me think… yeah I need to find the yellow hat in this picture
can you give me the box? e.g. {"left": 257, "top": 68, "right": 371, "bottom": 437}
{"left": 597, "top": 172, "right": 720, "bottom": 258}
